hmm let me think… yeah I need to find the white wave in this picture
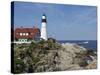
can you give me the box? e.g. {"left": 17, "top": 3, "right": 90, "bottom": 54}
{"left": 83, "top": 41, "right": 89, "bottom": 44}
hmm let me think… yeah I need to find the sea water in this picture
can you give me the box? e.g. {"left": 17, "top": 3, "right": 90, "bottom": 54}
{"left": 57, "top": 40, "right": 97, "bottom": 51}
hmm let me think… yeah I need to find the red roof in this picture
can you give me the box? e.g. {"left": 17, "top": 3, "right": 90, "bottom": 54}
{"left": 15, "top": 27, "right": 40, "bottom": 39}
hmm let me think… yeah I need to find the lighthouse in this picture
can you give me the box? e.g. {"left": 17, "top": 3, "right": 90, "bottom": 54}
{"left": 40, "top": 14, "right": 47, "bottom": 40}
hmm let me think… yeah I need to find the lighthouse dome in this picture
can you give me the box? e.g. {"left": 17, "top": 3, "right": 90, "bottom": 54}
{"left": 42, "top": 14, "right": 47, "bottom": 23}
{"left": 42, "top": 14, "right": 46, "bottom": 19}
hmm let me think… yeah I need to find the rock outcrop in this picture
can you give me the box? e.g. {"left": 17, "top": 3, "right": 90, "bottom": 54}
{"left": 34, "top": 43, "right": 97, "bottom": 72}
{"left": 14, "top": 42, "right": 97, "bottom": 73}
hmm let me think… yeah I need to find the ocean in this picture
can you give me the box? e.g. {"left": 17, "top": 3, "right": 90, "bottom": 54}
{"left": 57, "top": 40, "right": 97, "bottom": 51}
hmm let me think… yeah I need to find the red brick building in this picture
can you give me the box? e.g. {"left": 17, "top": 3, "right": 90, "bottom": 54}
{"left": 14, "top": 26, "right": 40, "bottom": 43}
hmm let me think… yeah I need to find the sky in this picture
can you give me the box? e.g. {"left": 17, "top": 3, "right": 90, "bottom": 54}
{"left": 13, "top": 1, "right": 97, "bottom": 40}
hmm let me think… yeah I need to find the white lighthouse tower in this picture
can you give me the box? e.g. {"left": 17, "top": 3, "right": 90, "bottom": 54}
{"left": 40, "top": 14, "right": 47, "bottom": 40}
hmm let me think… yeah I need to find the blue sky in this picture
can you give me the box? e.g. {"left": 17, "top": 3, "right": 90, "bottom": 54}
{"left": 13, "top": 1, "right": 97, "bottom": 40}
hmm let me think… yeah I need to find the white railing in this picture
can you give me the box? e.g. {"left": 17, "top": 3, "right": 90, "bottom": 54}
{"left": 13, "top": 41, "right": 31, "bottom": 44}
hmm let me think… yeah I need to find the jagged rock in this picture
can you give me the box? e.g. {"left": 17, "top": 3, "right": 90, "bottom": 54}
{"left": 85, "top": 57, "right": 97, "bottom": 69}
{"left": 62, "top": 43, "right": 87, "bottom": 54}
{"left": 66, "top": 64, "right": 83, "bottom": 70}
{"left": 14, "top": 42, "right": 97, "bottom": 73}
{"left": 34, "top": 43, "right": 97, "bottom": 71}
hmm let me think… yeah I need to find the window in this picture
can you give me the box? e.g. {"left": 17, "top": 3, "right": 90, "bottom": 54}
{"left": 23, "top": 33, "right": 25, "bottom": 36}
{"left": 26, "top": 33, "right": 28, "bottom": 36}
{"left": 20, "top": 33, "right": 22, "bottom": 36}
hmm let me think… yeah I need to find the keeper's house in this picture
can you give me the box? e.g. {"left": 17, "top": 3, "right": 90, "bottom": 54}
{"left": 14, "top": 26, "right": 40, "bottom": 44}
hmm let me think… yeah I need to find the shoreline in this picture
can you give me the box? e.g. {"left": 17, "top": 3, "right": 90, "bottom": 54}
{"left": 57, "top": 40, "right": 97, "bottom": 51}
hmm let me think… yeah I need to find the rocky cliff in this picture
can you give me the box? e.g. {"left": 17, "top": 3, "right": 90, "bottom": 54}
{"left": 14, "top": 42, "right": 97, "bottom": 73}
{"left": 35, "top": 43, "right": 97, "bottom": 72}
